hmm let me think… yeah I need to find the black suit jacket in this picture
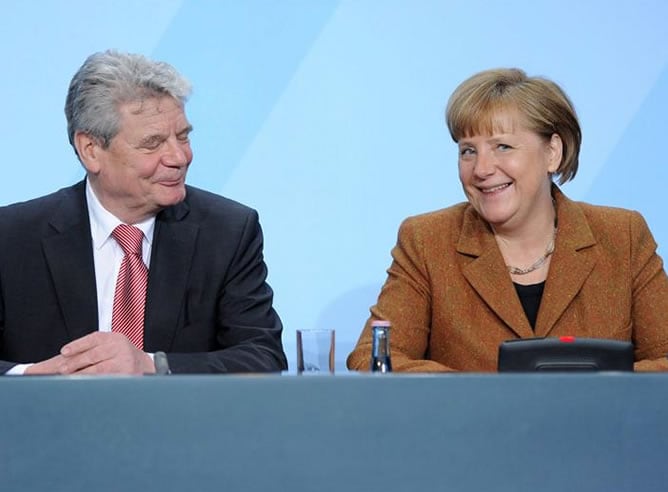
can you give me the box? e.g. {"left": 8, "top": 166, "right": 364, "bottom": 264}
{"left": 0, "top": 180, "right": 287, "bottom": 373}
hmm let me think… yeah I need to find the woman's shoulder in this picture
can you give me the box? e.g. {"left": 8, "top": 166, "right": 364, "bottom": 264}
{"left": 395, "top": 202, "right": 472, "bottom": 249}
{"left": 401, "top": 202, "right": 470, "bottom": 229}
{"left": 566, "top": 198, "right": 655, "bottom": 251}
{"left": 573, "top": 200, "right": 646, "bottom": 230}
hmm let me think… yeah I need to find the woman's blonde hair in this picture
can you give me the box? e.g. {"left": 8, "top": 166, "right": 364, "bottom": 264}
{"left": 446, "top": 68, "right": 581, "bottom": 184}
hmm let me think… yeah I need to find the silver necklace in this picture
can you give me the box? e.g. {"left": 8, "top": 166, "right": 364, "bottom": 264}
{"left": 506, "top": 227, "right": 557, "bottom": 276}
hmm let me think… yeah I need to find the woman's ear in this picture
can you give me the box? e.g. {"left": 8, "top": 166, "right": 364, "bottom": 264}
{"left": 547, "top": 133, "right": 563, "bottom": 173}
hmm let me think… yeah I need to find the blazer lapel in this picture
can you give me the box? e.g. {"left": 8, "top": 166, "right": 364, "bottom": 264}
{"left": 41, "top": 182, "right": 98, "bottom": 341}
{"left": 143, "top": 200, "right": 199, "bottom": 351}
{"left": 535, "top": 190, "right": 597, "bottom": 336}
{"left": 458, "top": 208, "right": 535, "bottom": 338}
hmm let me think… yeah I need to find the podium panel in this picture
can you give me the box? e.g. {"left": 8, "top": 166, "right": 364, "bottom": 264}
{"left": 2, "top": 373, "right": 668, "bottom": 491}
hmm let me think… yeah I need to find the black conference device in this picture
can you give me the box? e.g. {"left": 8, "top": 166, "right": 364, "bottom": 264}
{"left": 497, "top": 336, "right": 634, "bottom": 372}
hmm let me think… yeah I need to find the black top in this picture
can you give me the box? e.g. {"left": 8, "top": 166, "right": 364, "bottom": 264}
{"left": 513, "top": 281, "right": 545, "bottom": 330}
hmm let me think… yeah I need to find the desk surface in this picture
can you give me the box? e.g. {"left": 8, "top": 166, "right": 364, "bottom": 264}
{"left": 2, "top": 373, "right": 667, "bottom": 492}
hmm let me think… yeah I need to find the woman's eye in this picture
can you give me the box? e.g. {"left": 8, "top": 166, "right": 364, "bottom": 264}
{"left": 459, "top": 147, "right": 475, "bottom": 156}
{"left": 497, "top": 143, "right": 511, "bottom": 151}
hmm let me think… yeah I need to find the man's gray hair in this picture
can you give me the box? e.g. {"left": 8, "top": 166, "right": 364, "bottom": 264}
{"left": 65, "top": 50, "right": 192, "bottom": 156}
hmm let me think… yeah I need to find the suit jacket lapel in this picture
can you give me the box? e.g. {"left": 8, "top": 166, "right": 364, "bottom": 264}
{"left": 42, "top": 181, "right": 98, "bottom": 341}
{"left": 458, "top": 207, "right": 535, "bottom": 338}
{"left": 143, "top": 199, "right": 199, "bottom": 351}
{"left": 535, "top": 190, "right": 597, "bottom": 336}
{"left": 457, "top": 188, "right": 598, "bottom": 339}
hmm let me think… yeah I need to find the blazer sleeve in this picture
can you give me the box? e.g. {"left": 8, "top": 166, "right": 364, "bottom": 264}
{"left": 0, "top": 290, "right": 6, "bottom": 373}
{"left": 0, "top": 306, "right": 15, "bottom": 374}
{"left": 347, "top": 216, "right": 456, "bottom": 372}
{"left": 628, "top": 211, "right": 668, "bottom": 371}
{"left": 166, "top": 210, "right": 287, "bottom": 373}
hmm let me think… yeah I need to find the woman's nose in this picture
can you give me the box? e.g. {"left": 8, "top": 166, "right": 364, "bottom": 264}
{"left": 473, "top": 151, "right": 495, "bottom": 177}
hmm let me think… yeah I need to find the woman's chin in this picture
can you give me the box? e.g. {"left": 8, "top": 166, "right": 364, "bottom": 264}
{"left": 477, "top": 206, "right": 513, "bottom": 227}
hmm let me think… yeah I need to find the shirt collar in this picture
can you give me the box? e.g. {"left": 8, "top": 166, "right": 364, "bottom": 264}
{"left": 86, "top": 179, "right": 156, "bottom": 250}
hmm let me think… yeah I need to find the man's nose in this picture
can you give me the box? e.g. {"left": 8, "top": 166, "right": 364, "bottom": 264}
{"left": 162, "top": 138, "right": 190, "bottom": 167}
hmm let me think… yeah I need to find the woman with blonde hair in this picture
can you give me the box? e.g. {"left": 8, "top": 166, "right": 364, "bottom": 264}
{"left": 348, "top": 68, "right": 668, "bottom": 372}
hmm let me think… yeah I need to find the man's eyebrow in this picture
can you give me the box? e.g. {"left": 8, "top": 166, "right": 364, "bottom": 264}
{"left": 136, "top": 124, "right": 194, "bottom": 147}
{"left": 178, "top": 124, "right": 194, "bottom": 136}
{"left": 138, "top": 133, "right": 167, "bottom": 147}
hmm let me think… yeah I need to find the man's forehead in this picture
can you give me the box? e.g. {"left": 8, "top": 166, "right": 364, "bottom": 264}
{"left": 120, "top": 96, "right": 184, "bottom": 116}
{"left": 116, "top": 98, "right": 190, "bottom": 134}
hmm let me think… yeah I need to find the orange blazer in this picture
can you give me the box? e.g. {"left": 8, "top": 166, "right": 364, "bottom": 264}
{"left": 347, "top": 187, "right": 668, "bottom": 372}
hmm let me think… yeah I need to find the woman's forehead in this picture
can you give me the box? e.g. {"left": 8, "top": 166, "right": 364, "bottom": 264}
{"left": 458, "top": 107, "right": 526, "bottom": 139}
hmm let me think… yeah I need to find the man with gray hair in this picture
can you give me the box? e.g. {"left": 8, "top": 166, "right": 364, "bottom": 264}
{"left": 0, "top": 50, "right": 287, "bottom": 374}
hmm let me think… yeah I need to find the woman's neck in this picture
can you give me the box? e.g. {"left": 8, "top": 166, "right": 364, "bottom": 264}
{"left": 493, "top": 197, "right": 557, "bottom": 284}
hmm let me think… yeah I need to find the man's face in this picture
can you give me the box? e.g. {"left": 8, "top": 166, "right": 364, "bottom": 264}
{"left": 87, "top": 96, "right": 193, "bottom": 223}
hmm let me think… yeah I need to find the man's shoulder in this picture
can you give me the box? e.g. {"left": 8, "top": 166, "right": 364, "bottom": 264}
{"left": 177, "top": 186, "right": 258, "bottom": 226}
{"left": 184, "top": 186, "right": 254, "bottom": 213}
{"left": 0, "top": 182, "right": 84, "bottom": 224}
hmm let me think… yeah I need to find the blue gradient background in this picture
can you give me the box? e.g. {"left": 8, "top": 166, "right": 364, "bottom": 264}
{"left": 2, "top": 1, "right": 666, "bottom": 371}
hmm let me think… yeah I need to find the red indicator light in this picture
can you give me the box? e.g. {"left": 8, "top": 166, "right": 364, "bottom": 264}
{"left": 560, "top": 336, "right": 576, "bottom": 343}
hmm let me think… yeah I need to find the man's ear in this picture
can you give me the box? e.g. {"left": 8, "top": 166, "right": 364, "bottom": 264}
{"left": 74, "top": 132, "right": 103, "bottom": 174}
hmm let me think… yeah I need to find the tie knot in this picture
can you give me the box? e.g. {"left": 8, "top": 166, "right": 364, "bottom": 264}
{"left": 112, "top": 224, "right": 144, "bottom": 256}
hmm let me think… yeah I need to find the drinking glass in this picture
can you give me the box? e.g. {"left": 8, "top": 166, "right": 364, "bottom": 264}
{"left": 296, "top": 329, "right": 335, "bottom": 374}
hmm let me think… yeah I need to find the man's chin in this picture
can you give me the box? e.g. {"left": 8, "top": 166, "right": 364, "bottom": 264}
{"left": 157, "top": 186, "right": 187, "bottom": 207}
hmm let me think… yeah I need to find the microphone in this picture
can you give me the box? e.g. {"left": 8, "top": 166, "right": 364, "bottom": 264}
{"left": 153, "top": 351, "right": 172, "bottom": 375}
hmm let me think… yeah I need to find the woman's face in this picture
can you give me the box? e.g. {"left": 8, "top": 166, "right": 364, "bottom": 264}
{"left": 457, "top": 112, "right": 562, "bottom": 232}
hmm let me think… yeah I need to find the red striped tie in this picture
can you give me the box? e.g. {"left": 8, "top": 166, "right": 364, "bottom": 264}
{"left": 111, "top": 225, "right": 148, "bottom": 350}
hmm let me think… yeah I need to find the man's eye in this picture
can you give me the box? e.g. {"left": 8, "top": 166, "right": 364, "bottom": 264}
{"left": 140, "top": 138, "right": 164, "bottom": 150}
{"left": 177, "top": 125, "right": 194, "bottom": 142}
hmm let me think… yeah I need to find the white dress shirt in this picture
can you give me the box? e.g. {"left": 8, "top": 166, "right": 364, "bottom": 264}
{"left": 86, "top": 180, "right": 155, "bottom": 332}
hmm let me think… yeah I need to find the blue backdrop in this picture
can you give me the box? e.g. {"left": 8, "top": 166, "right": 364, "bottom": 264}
{"left": 2, "top": 0, "right": 667, "bottom": 371}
